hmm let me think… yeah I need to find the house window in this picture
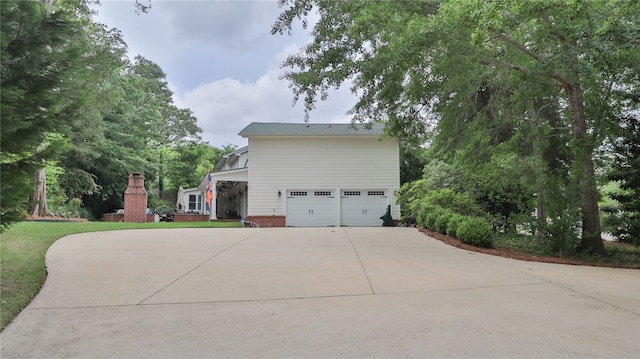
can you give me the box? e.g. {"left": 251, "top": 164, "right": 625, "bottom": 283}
{"left": 368, "top": 191, "right": 385, "bottom": 196}
{"left": 314, "top": 191, "right": 332, "bottom": 196}
{"left": 188, "top": 194, "right": 202, "bottom": 211}
{"left": 290, "top": 191, "right": 308, "bottom": 196}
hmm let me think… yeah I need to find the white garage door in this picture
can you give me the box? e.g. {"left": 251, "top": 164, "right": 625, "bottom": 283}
{"left": 341, "top": 190, "right": 389, "bottom": 227}
{"left": 286, "top": 190, "right": 336, "bottom": 227}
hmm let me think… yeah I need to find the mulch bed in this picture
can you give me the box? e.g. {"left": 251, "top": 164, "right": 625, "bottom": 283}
{"left": 418, "top": 227, "right": 640, "bottom": 270}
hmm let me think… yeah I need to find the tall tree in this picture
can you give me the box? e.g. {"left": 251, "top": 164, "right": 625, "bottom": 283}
{"left": 272, "top": 0, "right": 639, "bottom": 255}
{"left": 162, "top": 142, "right": 237, "bottom": 191}
{"left": 1, "top": 0, "right": 98, "bottom": 227}
{"left": 439, "top": 0, "right": 638, "bottom": 254}
{"left": 63, "top": 56, "right": 203, "bottom": 218}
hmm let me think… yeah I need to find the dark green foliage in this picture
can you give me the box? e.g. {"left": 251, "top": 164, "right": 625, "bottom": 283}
{"left": 162, "top": 143, "right": 237, "bottom": 191}
{"left": 1, "top": 1, "right": 80, "bottom": 156}
{"left": 456, "top": 217, "right": 494, "bottom": 248}
{"left": 398, "top": 183, "right": 483, "bottom": 226}
{"left": 425, "top": 206, "right": 446, "bottom": 230}
{"left": 1, "top": 1, "right": 205, "bottom": 225}
{"left": 435, "top": 210, "right": 454, "bottom": 234}
{"left": 0, "top": 163, "right": 33, "bottom": 227}
{"left": 423, "top": 189, "right": 483, "bottom": 217}
{"left": 273, "top": 0, "right": 640, "bottom": 255}
{"left": 58, "top": 169, "right": 100, "bottom": 198}
{"left": 1, "top": 1, "right": 87, "bottom": 229}
{"left": 416, "top": 203, "right": 436, "bottom": 228}
{"left": 605, "top": 115, "right": 640, "bottom": 246}
{"left": 397, "top": 159, "right": 466, "bottom": 224}
{"left": 537, "top": 174, "right": 582, "bottom": 256}
{"left": 397, "top": 180, "right": 427, "bottom": 225}
{"left": 399, "top": 142, "right": 426, "bottom": 185}
{"left": 446, "top": 214, "right": 465, "bottom": 237}
{"left": 58, "top": 55, "right": 205, "bottom": 219}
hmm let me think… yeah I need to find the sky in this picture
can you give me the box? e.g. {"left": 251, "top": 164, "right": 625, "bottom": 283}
{"left": 92, "top": 0, "right": 359, "bottom": 149}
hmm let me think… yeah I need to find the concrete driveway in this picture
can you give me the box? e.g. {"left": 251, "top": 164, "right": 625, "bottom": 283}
{"left": 1, "top": 227, "right": 638, "bottom": 358}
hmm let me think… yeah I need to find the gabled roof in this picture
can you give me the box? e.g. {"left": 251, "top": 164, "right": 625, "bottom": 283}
{"left": 224, "top": 145, "right": 249, "bottom": 157}
{"left": 213, "top": 146, "right": 248, "bottom": 172}
{"left": 238, "top": 122, "right": 385, "bottom": 137}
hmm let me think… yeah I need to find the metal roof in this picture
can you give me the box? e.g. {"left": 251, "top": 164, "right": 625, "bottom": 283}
{"left": 238, "top": 122, "right": 385, "bottom": 137}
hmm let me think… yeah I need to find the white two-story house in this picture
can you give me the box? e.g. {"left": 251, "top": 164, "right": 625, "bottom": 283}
{"left": 190, "top": 122, "right": 400, "bottom": 227}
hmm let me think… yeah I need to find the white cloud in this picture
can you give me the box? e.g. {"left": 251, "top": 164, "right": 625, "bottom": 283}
{"left": 94, "top": 0, "right": 312, "bottom": 90}
{"left": 95, "top": 1, "right": 358, "bottom": 149}
{"left": 175, "top": 49, "right": 359, "bottom": 148}
{"left": 164, "top": 1, "right": 287, "bottom": 48}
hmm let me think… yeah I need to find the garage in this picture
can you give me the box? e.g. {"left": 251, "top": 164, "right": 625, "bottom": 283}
{"left": 286, "top": 189, "right": 391, "bottom": 227}
{"left": 238, "top": 123, "right": 400, "bottom": 227}
{"left": 340, "top": 190, "right": 390, "bottom": 227}
{"left": 286, "top": 190, "right": 336, "bottom": 227}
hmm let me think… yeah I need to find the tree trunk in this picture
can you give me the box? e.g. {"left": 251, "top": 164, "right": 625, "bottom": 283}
{"left": 30, "top": 167, "right": 52, "bottom": 217}
{"left": 567, "top": 84, "right": 606, "bottom": 255}
{"left": 528, "top": 102, "right": 546, "bottom": 238}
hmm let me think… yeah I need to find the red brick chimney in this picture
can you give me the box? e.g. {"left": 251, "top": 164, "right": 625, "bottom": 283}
{"left": 124, "top": 172, "right": 147, "bottom": 223}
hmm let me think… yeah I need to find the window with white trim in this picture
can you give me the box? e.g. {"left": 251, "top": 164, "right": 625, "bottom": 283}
{"left": 343, "top": 191, "right": 361, "bottom": 196}
{"left": 290, "top": 191, "right": 308, "bottom": 196}
{"left": 188, "top": 194, "right": 202, "bottom": 211}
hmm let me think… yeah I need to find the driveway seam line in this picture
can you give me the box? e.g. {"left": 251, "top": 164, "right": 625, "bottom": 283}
{"left": 550, "top": 283, "right": 640, "bottom": 316}
{"left": 476, "top": 254, "right": 639, "bottom": 315}
{"left": 136, "top": 229, "right": 266, "bottom": 305}
{"left": 30, "top": 282, "right": 556, "bottom": 311}
{"left": 343, "top": 228, "right": 376, "bottom": 295}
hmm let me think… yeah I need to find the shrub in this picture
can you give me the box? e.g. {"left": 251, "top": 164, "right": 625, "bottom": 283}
{"left": 417, "top": 203, "right": 436, "bottom": 227}
{"left": 425, "top": 206, "right": 446, "bottom": 230}
{"left": 435, "top": 210, "right": 454, "bottom": 234}
{"left": 456, "top": 217, "right": 494, "bottom": 248}
{"left": 397, "top": 179, "right": 429, "bottom": 224}
{"left": 446, "top": 214, "right": 465, "bottom": 237}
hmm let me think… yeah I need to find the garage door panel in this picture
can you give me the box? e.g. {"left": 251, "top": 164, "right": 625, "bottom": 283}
{"left": 341, "top": 190, "right": 389, "bottom": 227}
{"left": 287, "top": 189, "right": 389, "bottom": 227}
{"left": 286, "top": 190, "right": 335, "bottom": 227}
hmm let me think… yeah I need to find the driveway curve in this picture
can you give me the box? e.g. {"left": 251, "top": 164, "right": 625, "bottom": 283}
{"left": 1, "top": 227, "right": 638, "bottom": 358}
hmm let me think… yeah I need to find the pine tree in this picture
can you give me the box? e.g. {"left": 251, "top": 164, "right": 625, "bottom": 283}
{"left": 607, "top": 115, "right": 640, "bottom": 245}
{"left": 1, "top": 0, "right": 88, "bottom": 227}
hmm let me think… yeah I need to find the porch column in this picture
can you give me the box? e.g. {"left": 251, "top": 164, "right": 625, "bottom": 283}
{"left": 210, "top": 181, "right": 217, "bottom": 220}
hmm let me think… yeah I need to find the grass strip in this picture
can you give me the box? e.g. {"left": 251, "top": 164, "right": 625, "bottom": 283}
{"left": 0, "top": 221, "right": 242, "bottom": 330}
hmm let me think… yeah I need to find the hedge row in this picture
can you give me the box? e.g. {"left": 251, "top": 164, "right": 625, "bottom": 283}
{"left": 417, "top": 205, "right": 493, "bottom": 248}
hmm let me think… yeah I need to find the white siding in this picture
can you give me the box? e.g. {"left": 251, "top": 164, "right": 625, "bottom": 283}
{"left": 247, "top": 136, "right": 400, "bottom": 222}
{"left": 182, "top": 188, "right": 203, "bottom": 214}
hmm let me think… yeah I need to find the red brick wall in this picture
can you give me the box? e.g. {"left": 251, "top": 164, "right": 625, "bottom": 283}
{"left": 246, "top": 215, "right": 286, "bottom": 227}
{"left": 175, "top": 214, "right": 210, "bottom": 222}
{"left": 124, "top": 172, "right": 147, "bottom": 223}
{"left": 124, "top": 193, "right": 147, "bottom": 222}
{"left": 104, "top": 213, "right": 211, "bottom": 223}
{"left": 102, "top": 213, "right": 124, "bottom": 222}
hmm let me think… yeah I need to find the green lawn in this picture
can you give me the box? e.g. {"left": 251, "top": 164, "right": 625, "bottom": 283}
{"left": 0, "top": 220, "right": 242, "bottom": 330}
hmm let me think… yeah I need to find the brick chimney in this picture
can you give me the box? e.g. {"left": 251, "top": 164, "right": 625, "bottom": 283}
{"left": 124, "top": 172, "right": 147, "bottom": 223}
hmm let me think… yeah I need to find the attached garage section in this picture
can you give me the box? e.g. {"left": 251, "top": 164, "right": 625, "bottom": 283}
{"left": 286, "top": 190, "right": 337, "bottom": 227}
{"left": 285, "top": 188, "right": 391, "bottom": 227}
{"left": 340, "top": 190, "right": 390, "bottom": 227}
{"left": 240, "top": 122, "right": 400, "bottom": 227}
